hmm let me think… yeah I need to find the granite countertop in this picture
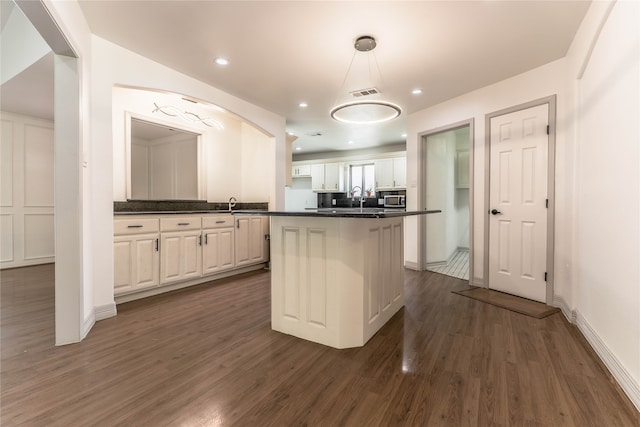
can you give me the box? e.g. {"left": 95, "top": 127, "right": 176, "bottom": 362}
{"left": 113, "top": 200, "right": 268, "bottom": 215}
{"left": 114, "top": 210, "right": 239, "bottom": 216}
{"left": 234, "top": 208, "right": 441, "bottom": 219}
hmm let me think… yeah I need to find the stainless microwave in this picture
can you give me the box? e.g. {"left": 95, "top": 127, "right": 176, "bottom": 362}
{"left": 383, "top": 195, "right": 405, "bottom": 208}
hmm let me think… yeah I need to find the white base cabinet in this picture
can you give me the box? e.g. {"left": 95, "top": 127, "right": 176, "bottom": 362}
{"left": 114, "top": 214, "right": 269, "bottom": 299}
{"left": 203, "top": 215, "right": 236, "bottom": 274}
{"left": 113, "top": 217, "right": 160, "bottom": 295}
{"left": 114, "top": 233, "right": 159, "bottom": 294}
{"left": 235, "top": 216, "right": 268, "bottom": 266}
{"left": 160, "top": 230, "right": 202, "bottom": 284}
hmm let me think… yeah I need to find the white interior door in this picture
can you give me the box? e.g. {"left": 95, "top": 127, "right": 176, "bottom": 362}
{"left": 489, "top": 104, "right": 548, "bottom": 302}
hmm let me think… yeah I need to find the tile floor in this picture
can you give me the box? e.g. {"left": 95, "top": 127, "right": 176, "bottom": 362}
{"left": 427, "top": 249, "right": 469, "bottom": 280}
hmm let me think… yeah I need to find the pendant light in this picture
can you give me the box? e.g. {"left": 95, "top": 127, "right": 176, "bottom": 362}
{"left": 330, "top": 36, "right": 401, "bottom": 125}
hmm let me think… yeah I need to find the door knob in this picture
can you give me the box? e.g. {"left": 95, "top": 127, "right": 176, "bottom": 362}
{"left": 490, "top": 209, "right": 502, "bottom": 215}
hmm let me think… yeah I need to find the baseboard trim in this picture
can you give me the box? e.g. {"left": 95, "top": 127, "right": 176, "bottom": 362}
{"left": 404, "top": 261, "right": 420, "bottom": 271}
{"left": 552, "top": 295, "right": 577, "bottom": 324}
{"left": 95, "top": 302, "right": 117, "bottom": 321}
{"left": 115, "top": 263, "right": 268, "bottom": 304}
{"left": 576, "top": 310, "right": 640, "bottom": 412}
{"left": 81, "top": 312, "right": 95, "bottom": 340}
{"left": 471, "top": 277, "right": 484, "bottom": 287}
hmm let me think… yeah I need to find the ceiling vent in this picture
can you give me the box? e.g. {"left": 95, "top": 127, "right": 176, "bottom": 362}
{"left": 305, "top": 131, "right": 323, "bottom": 137}
{"left": 350, "top": 87, "right": 380, "bottom": 98}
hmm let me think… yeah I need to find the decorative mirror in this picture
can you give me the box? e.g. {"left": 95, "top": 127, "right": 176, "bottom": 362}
{"left": 126, "top": 114, "right": 204, "bottom": 200}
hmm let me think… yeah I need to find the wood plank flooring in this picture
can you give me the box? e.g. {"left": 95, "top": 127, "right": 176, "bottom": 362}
{"left": 1, "top": 264, "right": 638, "bottom": 426}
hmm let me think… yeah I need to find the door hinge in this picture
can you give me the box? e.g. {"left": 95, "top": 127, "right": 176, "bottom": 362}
{"left": 545, "top": 198, "right": 549, "bottom": 208}
{"left": 544, "top": 272, "right": 548, "bottom": 282}
{"left": 546, "top": 125, "right": 550, "bottom": 135}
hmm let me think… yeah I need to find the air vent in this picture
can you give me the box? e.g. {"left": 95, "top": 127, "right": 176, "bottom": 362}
{"left": 350, "top": 87, "right": 380, "bottom": 98}
{"left": 305, "top": 132, "right": 323, "bottom": 137}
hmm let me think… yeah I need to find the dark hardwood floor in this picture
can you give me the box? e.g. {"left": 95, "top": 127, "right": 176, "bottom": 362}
{"left": 1, "top": 264, "right": 638, "bottom": 426}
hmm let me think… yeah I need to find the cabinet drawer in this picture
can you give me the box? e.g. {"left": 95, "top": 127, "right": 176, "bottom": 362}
{"left": 202, "top": 215, "right": 234, "bottom": 229}
{"left": 114, "top": 218, "right": 159, "bottom": 235}
{"left": 160, "top": 217, "right": 201, "bottom": 232}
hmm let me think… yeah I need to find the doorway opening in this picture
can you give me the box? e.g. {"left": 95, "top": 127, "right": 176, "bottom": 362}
{"left": 421, "top": 122, "right": 473, "bottom": 281}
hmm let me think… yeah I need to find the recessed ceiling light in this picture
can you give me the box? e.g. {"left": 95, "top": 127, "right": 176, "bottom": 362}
{"left": 215, "top": 57, "right": 229, "bottom": 66}
{"left": 411, "top": 89, "right": 423, "bottom": 95}
{"left": 401, "top": 133, "right": 407, "bottom": 138}
{"left": 295, "top": 147, "right": 301, "bottom": 151}
{"left": 287, "top": 131, "right": 295, "bottom": 136}
{"left": 299, "top": 102, "right": 308, "bottom": 108}
{"left": 348, "top": 140, "right": 354, "bottom": 145}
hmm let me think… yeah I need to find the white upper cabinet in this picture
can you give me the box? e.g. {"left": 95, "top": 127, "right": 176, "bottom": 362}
{"left": 310, "top": 163, "right": 343, "bottom": 192}
{"left": 375, "top": 157, "right": 406, "bottom": 190}
{"left": 375, "top": 159, "right": 394, "bottom": 190}
{"left": 324, "top": 163, "right": 341, "bottom": 192}
{"left": 292, "top": 164, "right": 312, "bottom": 178}
{"left": 393, "top": 157, "right": 407, "bottom": 189}
{"left": 311, "top": 164, "right": 325, "bottom": 191}
{"left": 455, "top": 150, "right": 470, "bottom": 189}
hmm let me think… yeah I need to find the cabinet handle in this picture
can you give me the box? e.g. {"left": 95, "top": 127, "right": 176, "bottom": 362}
{"left": 237, "top": 219, "right": 240, "bottom": 229}
{"left": 199, "top": 235, "right": 202, "bottom": 246}
{"left": 215, "top": 220, "right": 225, "bottom": 224}
{"left": 155, "top": 238, "right": 159, "bottom": 252}
{"left": 127, "top": 225, "right": 143, "bottom": 228}
{"left": 205, "top": 234, "right": 208, "bottom": 245}
{"left": 178, "top": 222, "right": 190, "bottom": 226}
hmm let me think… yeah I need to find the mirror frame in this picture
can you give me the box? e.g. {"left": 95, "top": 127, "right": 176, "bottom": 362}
{"left": 125, "top": 111, "right": 207, "bottom": 201}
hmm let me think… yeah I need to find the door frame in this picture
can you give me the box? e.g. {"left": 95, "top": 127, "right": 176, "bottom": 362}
{"left": 483, "top": 95, "right": 557, "bottom": 304}
{"left": 417, "top": 118, "right": 475, "bottom": 281}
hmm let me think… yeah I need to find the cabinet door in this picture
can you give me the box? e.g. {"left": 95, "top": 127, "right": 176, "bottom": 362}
{"left": 114, "top": 233, "right": 159, "bottom": 295}
{"left": 455, "top": 150, "right": 470, "bottom": 188}
{"left": 235, "top": 216, "right": 266, "bottom": 266}
{"left": 160, "top": 230, "right": 202, "bottom": 284}
{"left": 311, "top": 164, "right": 325, "bottom": 191}
{"left": 375, "top": 159, "right": 394, "bottom": 190}
{"left": 324, "top": 163, "right": 341, "bottom": 192}
{"left": 202, "top": 227, "right": 235, "bottom": 274}
{"left": 393, "top": 157, "right": 407, "bottom": 188}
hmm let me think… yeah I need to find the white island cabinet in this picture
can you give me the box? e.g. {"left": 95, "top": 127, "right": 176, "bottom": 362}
{"left": 248, "top": 209, "right": 439, "bottom": 349}
{"left": 259, "top": 210, "right": 435, "bottom": 349}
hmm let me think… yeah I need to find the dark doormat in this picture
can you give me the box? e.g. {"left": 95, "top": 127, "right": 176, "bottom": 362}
{"left": 452, "top": 287, "right": 560, "bottom": 319}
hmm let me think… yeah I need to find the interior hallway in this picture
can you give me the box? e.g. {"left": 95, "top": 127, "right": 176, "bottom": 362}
{"left": 1, "top": 265, "right": 638, "bottom": 426}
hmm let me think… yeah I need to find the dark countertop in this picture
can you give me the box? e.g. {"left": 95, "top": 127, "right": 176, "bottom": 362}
{"left": 114, "top": 210, "right": 238, "bottom": 216}
{"left": 114, "top": 200, "right": 268, "bottom": 215}
{"left": 234, "top": 208, "right": 441, "bottom": 219}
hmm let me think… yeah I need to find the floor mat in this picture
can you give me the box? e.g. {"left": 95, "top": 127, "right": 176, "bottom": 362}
{"left": 452, "top": 287, "right": 560, "bottom": 319}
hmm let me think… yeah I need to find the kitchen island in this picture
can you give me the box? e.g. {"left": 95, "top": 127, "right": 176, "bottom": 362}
{"left": 236, "top": 209, "right": 440, "bottom": 349}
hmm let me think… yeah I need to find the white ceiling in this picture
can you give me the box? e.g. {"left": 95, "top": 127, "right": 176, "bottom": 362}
{"left": 5, "top": 1, "right": 591, "bottom": 154}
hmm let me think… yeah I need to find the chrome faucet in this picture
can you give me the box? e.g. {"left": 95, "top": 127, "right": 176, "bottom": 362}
{"left": 228, "top": 196, "right": 237, "bottom": 211}
{"left": 350, "top": 186, "right": 365, "bottom": 209}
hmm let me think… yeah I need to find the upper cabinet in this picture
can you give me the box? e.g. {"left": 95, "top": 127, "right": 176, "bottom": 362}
{"left": 311, "top": 163, "right": 342, "bottom": 192}
{"left": 292, "top": 164, "right": 311, "bottom": 178}
{"left": 455, "top": 150, "right": 470, "bottom": 189}
{"left": 376, "top": 157, "right": 406, "bottom": 190}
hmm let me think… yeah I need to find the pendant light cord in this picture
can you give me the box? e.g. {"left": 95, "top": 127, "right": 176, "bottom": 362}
{"left": 333, "top": 50, "right": 357, "bottom": 107}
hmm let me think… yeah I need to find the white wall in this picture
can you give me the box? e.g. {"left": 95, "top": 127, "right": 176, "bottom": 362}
{"left": 0, "top": 112, "right": 55, "bottom": 268}
{"left": 113, "top": 86, "right": 274, "bottom": 203}
{"left": 407, "top": 58, "right": 568, "bottom": 285}
{"left": 571, "top": 0, "right": 640, "bottom": 406}
{"left": 408, "top": 0, "right": 640, "bottom": 409}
